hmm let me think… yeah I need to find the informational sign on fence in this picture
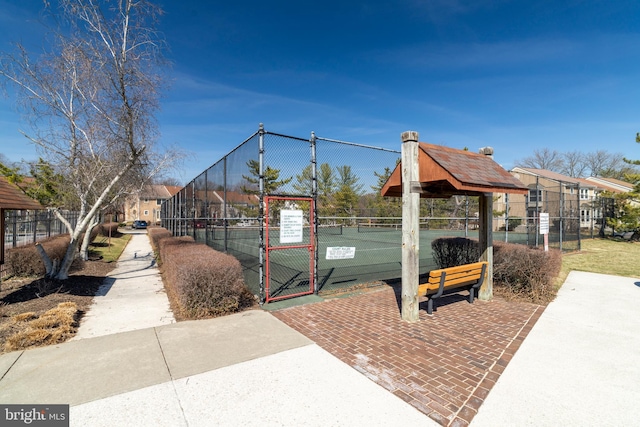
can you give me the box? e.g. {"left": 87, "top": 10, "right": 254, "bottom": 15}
{"left": 280, "top": 210, "right": 304, "bottom": 243}
{"left": 539, "top": 212, "right": 550, "bottom": 235}
{"left": 539, "top": 212, "right": 550, "bottom": 252}
{"left": 326, "top": 247, "right": 356, "bottom": 260}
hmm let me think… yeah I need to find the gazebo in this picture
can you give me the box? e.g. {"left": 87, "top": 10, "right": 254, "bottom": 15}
{"left": 380, "top": 131, "right": 528, "bottom": 321}
{"left": 0, "top": 176, "right": 44, "bottom": 266}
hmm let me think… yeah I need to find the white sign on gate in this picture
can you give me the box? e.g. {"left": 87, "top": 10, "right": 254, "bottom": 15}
{"left": 326, "top": 247, "right": 356, "bottom": 260}
{"left": 280, "top": 210, "right": 304, "bottom": 243}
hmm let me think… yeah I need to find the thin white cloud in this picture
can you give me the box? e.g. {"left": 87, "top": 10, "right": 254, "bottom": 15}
{"left": 370, "top": 32, "right": 640, "bottom": 70}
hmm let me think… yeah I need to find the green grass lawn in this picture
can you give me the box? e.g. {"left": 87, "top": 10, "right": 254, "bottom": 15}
{"left": 89, "top": 233, "right": 131, "bottom": 263}
{"left": 558, "top": 238, "right": 640, "bottom": 286}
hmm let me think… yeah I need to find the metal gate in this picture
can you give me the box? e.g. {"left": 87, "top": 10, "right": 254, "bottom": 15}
{"left": 264, "top": 196, "right": 315, "bottom": 302}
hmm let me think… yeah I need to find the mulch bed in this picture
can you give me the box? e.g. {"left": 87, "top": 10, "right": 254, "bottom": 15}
{"left": 0, "top": 261, "right": 114, "bottom": 354}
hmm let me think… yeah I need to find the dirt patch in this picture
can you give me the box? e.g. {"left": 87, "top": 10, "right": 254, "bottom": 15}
{"left": 0, "top": 261, "right": 114, "bottom": 354}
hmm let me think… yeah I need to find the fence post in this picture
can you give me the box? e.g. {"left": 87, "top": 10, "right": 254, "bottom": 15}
{"left": 401, "top": 130, "right": 420, "bottom": 322}
{"left": 203, "top": 169, "right": 208, "bottom": 245}
{"left": 12, "top": 212, "right": 17, "bottom": 248}
{"left": 0, "top": 209, "right": 4, "bottom": 265}
{"left": 464, "top": 196, "right": 469, "bottom": 237}
{"left": 223, "top": 155, "right": 228, "bottom": 251}
{"left": 535, "top": 176, "right": 540, "bottom": 247}
{"left": 310, "top": 131, "right": 319, "bottom": 293}
{"left": 505, "top": 193, "right": 509, "bottom": 242}
{"left": 191, "top": 181, "right": 196, "bottom": 240}
{"left": 559, "top": 181, "right": 564, "bottom": 251}
{"left": 258, "top": 123, "right": 265, "bottom": 304}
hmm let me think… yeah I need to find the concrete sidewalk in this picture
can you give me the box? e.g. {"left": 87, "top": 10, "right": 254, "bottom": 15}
{"left": 0, "top": 310, "right": 431, "bottom": 426}
{"left": 0, "top": 231, "right": 432, "bottom": 426}
{"left": 1, "top": 229, "right": 639, "bottom": 426}
{"left": 473, "top": 271, "right": 640, "bottom": 426}
{"left": 73, "top": 232, "right": 175, "bottom": 340}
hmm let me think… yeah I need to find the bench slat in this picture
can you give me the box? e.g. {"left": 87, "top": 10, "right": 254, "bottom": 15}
{"left": 428, "top": 261, "right": 486, "bottom": 276}
{"left": 427, "top": 268, "right": 484, "bottom": 283}
{"left": 422, "top": 278, "right": 481, "bottom": 294}
{"left": 419, "top": 262, "right": 487, "bottom": 296}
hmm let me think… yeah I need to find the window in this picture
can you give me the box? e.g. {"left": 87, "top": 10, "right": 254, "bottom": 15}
{"left": 581, "top": 209, "right": 590, "bottom": 223}
{"left": 580, "top": 188, "right": 589, "bottom": 200}
{"left": 529, "top": 189, "right": 542, "bottom": 203}
{"left": 144, "top": 210, "right": 149, "bottom": 216}
{"left": 156, "top": 199, "right": 162, "bottom": 205}
{"left": 143, "top": 198, "right": 149, "bottom": 203}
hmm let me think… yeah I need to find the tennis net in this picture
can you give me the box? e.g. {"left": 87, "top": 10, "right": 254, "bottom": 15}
{"left": 211, "top": 224, "right": 343, "bottom": 240}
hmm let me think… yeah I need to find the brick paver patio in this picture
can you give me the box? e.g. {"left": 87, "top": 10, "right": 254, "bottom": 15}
{"left": 272, "top": 286, "right": 544, "bottom": 426}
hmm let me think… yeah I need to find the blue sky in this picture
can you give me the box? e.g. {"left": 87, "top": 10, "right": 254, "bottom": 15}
{"left": 1, "top": 0, "right": 640, "bottom": 183}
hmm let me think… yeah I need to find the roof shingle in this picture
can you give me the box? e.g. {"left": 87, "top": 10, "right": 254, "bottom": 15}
{"left": 0, "top": 176, "right": 43, "bottom": 210}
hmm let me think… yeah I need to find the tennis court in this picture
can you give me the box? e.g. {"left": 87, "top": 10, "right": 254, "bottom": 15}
{"left": 196, "top": 221, "right": 532, "bottom": 300}
{"left": 201, "top": 222, "right": 515, "bottom": 298}
{"left": 162, "top": 127, "right": 576, "bottom": 303}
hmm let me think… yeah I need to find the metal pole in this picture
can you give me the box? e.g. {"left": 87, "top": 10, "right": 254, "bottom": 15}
{"left": 311, "top": 131, "right": 319, "bottom": 294}
{"left": 535, "top": 176, "right": 539, "bottom": 247}
{"left": 559, "top": 182, "right": 564, "bottom": 251}
{"left": 192, "top": 181, "right": 196, "bottom": 240}
{"left": 204, "top": 169, "right": 209, "bottom": 246}
{"left": 464, "top": 196, "right": 469, "bottom": 237}
{"left": 223, "top": 156, "right": 228, "bottom": 252}
{"left": 505, "top": 193, "right": 509, "bottom": 243}
{"left": 258, "top": 123, "right": 265, "bottom": 304}
{"left": 577, "top": 183, "right": 581, "bottom": 250}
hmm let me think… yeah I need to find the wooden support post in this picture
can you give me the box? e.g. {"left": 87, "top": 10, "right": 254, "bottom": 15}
{"left": 478, "top": 193, "right": 494, "bottom": 300}
{"left": 0, "top": 208, "right": 4, "bottom": 265}
{"left": 401, "top": 130, "right": 420, "bottom": 322}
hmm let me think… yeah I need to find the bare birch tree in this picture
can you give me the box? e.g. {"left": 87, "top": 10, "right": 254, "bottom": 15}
{"left": 515, "top": 148, "right": 564, "bottom": 172}
{"left": 0, "top": 0, "right": 177, "bottom": 279}
{"left": 560, "top": 150, "right": 586, "bottom": 177}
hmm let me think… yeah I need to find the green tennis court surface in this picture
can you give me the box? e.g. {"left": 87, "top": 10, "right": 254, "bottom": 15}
{"left": 199, "top": 224, "right": 531, "bottom": 300}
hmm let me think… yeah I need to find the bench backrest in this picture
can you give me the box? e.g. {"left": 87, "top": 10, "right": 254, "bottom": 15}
{"left": 419, "top": 261, "right": 488, "bottom": 296}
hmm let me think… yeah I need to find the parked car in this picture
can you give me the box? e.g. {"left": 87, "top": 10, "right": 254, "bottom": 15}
{"left": 132, "top": 220, "right": 148, "bottom": 229}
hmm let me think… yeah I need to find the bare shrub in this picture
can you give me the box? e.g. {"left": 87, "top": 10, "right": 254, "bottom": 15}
{"left": 162, "top": 240, "right": 254, "bottom": 319}
{"left": 98, "top": 222, "right": 121, "bottom": 237}
{"left": 148, "top": 227, "right": 173, "bottom": 254}
{"left": 429, "top": 237, "right": 562, "bottom": 304}
{"left": 157, "top": 236, "right": 195, "bottom": 265}
{"left": 493, "top": 242, "right": 562, "bottom": 304}
{"left": 6, "top": 235, "right": 82, "bottom": 277}
{"left": 431, "top": 237, "right": 480, "bottom": 268}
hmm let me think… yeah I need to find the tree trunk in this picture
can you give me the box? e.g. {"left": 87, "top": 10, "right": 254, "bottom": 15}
{"left": 80, "top": 216, "right": 99, "bottom": 261}
{"left": 35, "top": 243, "right": 54, "bottom": 278}
{"left": 54, "top": 237, "right": 82, "bottom": 280}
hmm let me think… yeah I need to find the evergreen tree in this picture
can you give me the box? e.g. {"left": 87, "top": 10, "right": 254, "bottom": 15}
{"left": 334, "top": 165, "right": 363, "bottom": 217}
{"left": 241, "top": 159, "right": 293, "bottom": 195}
{"left": 368, "top": 166, "right": 401, "bottom": 220}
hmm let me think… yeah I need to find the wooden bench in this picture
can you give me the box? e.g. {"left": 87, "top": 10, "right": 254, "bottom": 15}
{"left": 418, "top": 261, "right": 488, "bottom": 314}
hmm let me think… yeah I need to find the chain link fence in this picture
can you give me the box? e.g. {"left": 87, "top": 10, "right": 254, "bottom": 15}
{"left": 162, "top": 125, "right": 597, "bottom": 302}
{"left": 2, "top": 209, "right": 80, "bottom": 278}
